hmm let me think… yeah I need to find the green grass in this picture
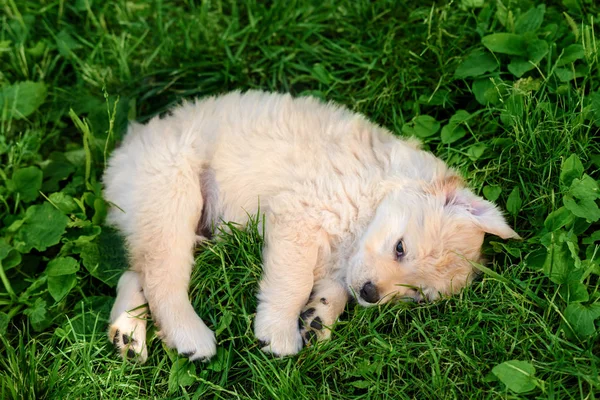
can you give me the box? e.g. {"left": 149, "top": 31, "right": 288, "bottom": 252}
{"left": 1, "top": 0, "right": 600, "bottom": 398}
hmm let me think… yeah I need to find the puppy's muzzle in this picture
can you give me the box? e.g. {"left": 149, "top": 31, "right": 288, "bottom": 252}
{"left": 359, "top": 281, "right": 379, "bottom": 304}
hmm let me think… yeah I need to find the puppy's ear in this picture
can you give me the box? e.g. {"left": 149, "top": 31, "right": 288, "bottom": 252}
{"left": 452, "top": 188, "right": 521, "bottom": 240}
{"left": 432, "top": 176, "right": 521, "bottom": 240}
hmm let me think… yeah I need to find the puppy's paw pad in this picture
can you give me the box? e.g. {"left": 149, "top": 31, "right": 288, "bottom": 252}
{"left": 108, "top": 312, "right": 148, "bottom": 363}
{"left": 122, "top": 333, "right": 131, "bottom": 345}
{"left": 303, "top": 330, "right": 317, "bottom": 344}
{"left": 109, "top": 325, "right": 148, "bottom": 363}
{"left": 299, "top": 300, "right": 335, "bottom": 345}
{"left": 310, "top": 316, "right": 323, "bottom": 330}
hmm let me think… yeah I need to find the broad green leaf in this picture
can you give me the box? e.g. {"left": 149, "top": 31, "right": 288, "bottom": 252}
{"left": 402, "top": 115, "right": 440, "bottom": 138}
{"left": 467, "top": 143, "right": 487, "bottom": 161}
{"left": 26, "top": 40, "right": 46, "bottom": 57}
{"left": 71, "top": 223, "right": 102, "bottom": 245}
{"left": 569, "top": 175, "right": 600, "bottom": 201}
{"left": 23, "top": 298, "right": 49, "bottom": 332}
{"left": 490, "top": 138, "right": 513, "bottom": 149}
{"left": 525, "top": 248, "right": 547, "bottom": 271}
{"left": 0, "top": 239, "right": 21, "bottom": 271}
{"left": 0, "top": 81, "right": 48, "bottom": 120}
{"left": 454, "top": 49, "right": 498, "bottom": 79}
{"left": 205, "top": 348, "right": 229, "bottom": 372}
{"left": 563, "top": 303, "right": 600, "bottom": 339}
{"left": 472, "top": 78, "right": 501, "bottom": 105}
{"left": 562, "top": 0, "right": 581, "bottom": 13}
{"left": 563, "top": 195, "right": 600, "bottom": 223}
{"left": 42, "top": 158, "right": 76, "bottom": 193}
{"left": 483, "top": 185, "right": 502, "bottom": 202}
{"left": 55, "top": 29, "right": 82, "bottom": 57}
{"left": 48, "top": 273, "right": 77, "bottom": 302}
{"left": 48, "top": 192, "right": 78, "bottom": 214}
{"left": 11, "top": 166, "right": 43, "bottom": 203}
{"left": 440, "top": 123, "right": 466, "bottom": 144}
{"left": 554, "top": 65, "right": 588, "bottom": 82}
{"left": 0, "top": 40, "right": 10, "bottom": 52}
{"left": 556, "top": 44, "right": 585, "bottom": 67}
{"left": 508, "top": 59, "right": 532, "bottom": 78}
{"left": 541, "top": 23, "right": 559, "bottom": 42}
{"left": 215, "top": 311, "right": 233, "bottom": 336}
{"left": 506, "top": 187, "right": 522, "bottom": 215}
{"left": 543, "top": 241, "right": 573, "bottom": 284}
{"left": 582, "top": 230, "right": 600, "bottom": 245}
{"left": 544, "top": 206, "right": 574, "bottom": 232}
{"left": 564, "top": 175, "right": 600, "bottom": 223}
{"left": 418, "top": 90, "right": 450, "bottom": 106}
{"left": 0, "top": 239, "right": 14, "bottom": 260}
{"left": 350, "top": 380, "right": 372, "bottom": 389}
{"left": 560, "top": 154, "right": 584, "bottom": 189}
{"left": 17, "top": 275, "right": 46, "bottom": 303}
{"left": 80, "top": 228, "right": 128, "bottom": 288}
{"left": 582, "top": 258, "right": 600, "bottom": 277}
{"left": 482, "top": 33, "right": 528, "bottom": 56}
{"left": 168, "top": 359, "right": 196, "bottom": 393}
{"left": 490, "top": 241, "right": 521, "bottom": 258}
{"left": 15, "top": 202, "right": 70, "bottom": 253}
{"left": 46, "top": 256, "right": 80, "bottom": 276}
{"left": 559, "top": 281, "right": 589, "bottom": 303}
{"left": 507, "top": 40, "right": 548, "bottom": 77}
{"left": 450, "top": 110, "right": 471, "bottom": 124}
{"left": 492, "top": 360, "right": 537, "bottom": 393}
{"left": 515, "top": 5, "right": 545, "bottom": 34}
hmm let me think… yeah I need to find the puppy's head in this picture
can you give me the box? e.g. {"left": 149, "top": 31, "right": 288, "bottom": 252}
{"left": 346, "top": 176, "right": 519, "bottom": 306}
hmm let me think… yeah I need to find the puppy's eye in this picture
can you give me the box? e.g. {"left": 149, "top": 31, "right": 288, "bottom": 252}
{"left": 395, "top": 240, "right": 405, "bottom": 259}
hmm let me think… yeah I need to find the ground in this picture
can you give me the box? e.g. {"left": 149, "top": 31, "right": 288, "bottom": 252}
{"left": 1, "top": 0, "right": 599, "bottom": 398}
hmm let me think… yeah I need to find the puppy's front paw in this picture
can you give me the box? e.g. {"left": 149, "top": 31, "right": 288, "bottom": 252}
{"left": 299, "top": 297, "right": 336, "bottom": 345}
{"left": 109, "top": 311, "right": 148, "bottom": 363}
{"left": 160, "top": 313, "right": 217, "bottom": 362}
{"left": 255, "top": 308, "right": 303, "bottom": 357}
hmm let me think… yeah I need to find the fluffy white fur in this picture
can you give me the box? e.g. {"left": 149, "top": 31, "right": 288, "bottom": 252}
{"left": 103, "top": 90, "right": 518, "bottom": 363}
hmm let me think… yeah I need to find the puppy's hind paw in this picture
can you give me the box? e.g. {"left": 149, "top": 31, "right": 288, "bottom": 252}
{"left": 109, "top": 311, "right": 148, "bottom": 363}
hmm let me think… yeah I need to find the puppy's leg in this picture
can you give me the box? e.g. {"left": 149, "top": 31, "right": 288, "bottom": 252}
{"left": 130, "top": 159, "right": 216, "bottom": 362}
{"left": 299, "top": 278, "right": 348, "bottom": 345}
{"left": 254, "top": 212, "right": 323, "bottom": 356}
{"left": 108, "top": 271, "right": 149, "bottom": 363}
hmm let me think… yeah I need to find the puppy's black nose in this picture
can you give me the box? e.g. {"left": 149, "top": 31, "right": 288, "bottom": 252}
{"left": 360, "top": 281, "right": 379, "bottom": 303}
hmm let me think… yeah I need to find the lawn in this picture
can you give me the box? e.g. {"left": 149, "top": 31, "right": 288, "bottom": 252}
{"left": 1, "top": 0, "right": 599, "bottom": 398}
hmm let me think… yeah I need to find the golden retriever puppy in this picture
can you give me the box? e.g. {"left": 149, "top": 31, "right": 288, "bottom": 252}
{"left": 103, "top": 91, "right": 518, "bottom": 363}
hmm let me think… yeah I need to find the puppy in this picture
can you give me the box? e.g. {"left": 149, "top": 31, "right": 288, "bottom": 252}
{"left": 103, "top": 91, "right": 518, "bottom": 363}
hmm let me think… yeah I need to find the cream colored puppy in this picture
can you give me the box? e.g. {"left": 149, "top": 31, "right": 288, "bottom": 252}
{"left": 103, "top": 90, "right": 518, "bottom": 363}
